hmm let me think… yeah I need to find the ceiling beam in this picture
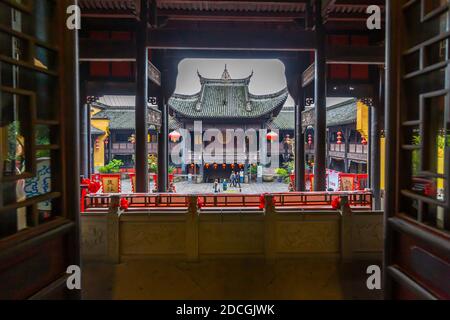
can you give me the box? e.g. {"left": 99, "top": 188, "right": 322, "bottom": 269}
{"left": 79, "top": 40, "right": 384, "bottom": 67}
{"left": 146, "top": 28, "right": 316, "bottom": 51}
{"left": 302, "top": 45, "right": 385, "bottom": 87}
{"left": 79, "top": 39, "right": 136, "bottom": 61}
{"left": 327, "top": 45, "right": 385, "bottom": 65}
{"left": 157, "top": 9, "right": 305, "bottom": 23}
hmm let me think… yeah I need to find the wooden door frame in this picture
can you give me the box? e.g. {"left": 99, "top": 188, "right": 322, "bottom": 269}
{"left": 0, "top": 0, "right": 80, "bottom": 299}
{"left": 384, "top": 0, "right": 450, "bottom": 300}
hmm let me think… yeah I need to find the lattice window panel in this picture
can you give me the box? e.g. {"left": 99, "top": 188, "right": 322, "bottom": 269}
{"left": 0, "top": 0, "right": 64, "bottom": 239}
{"left": 400, "top": 0, "right": 450, "bottom": 231}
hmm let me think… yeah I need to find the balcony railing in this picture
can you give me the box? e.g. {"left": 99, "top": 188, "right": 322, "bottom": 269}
{"left": 111, "top": 143, "right": 158, "bottom": 154}
{"left": 329, "top": 143, "right": 368, "bottom": 154}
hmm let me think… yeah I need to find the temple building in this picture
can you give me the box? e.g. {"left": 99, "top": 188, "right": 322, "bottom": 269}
{"left": 168, "top": 66, "right": 292, "bottom": 181}
{"left": 302, "top": 98, "right": 371, "bottom": 175}
{"left": 89, "top": 66, "right": 296, "bottom": 181}
{"left": 90, "top": 96, "right": 161, "bottom": 170}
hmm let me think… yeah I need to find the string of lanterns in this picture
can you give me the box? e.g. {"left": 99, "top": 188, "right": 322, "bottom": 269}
{"left": 337, "top": 130, "right": 343, "bottom": 145}
{"left": 202, "top": 163, "right": 248, "bottom": 170}
{"left": 308, "top": 134, "right": 313, "bottom": 146}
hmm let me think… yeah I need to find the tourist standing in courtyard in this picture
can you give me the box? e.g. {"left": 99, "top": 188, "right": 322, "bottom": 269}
{"left": 213, "top": 179, "right": 220, "bottom": 193}
{"left": 235, "top": 172, "right": 242, "bottom": 189}
{"left": 230, "top": 172, "right": 236, "bottom": 187}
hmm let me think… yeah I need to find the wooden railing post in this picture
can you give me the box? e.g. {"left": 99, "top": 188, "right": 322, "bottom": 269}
{"left": 107, "top": 195, "right": 121, "bottom": 264}
{"left": 186, "top": 196, "right": 199, "bottom": 261}
{"left": 339, "top": 195, "right": 353, "bottom": 263}
{"left": 264, "top": 194, "right": 276, "bottom": 260}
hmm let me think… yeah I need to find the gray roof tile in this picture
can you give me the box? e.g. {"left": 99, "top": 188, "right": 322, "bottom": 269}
{"left": 169, "top": 71, "right": 288, "bottom": 119}
{"left": 302, "top": 98, "right": 358, "bottom": 129}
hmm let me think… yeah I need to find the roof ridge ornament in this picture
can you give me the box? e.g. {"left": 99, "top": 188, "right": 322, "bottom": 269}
{"left": 221, "top": 64, "right": 231, "bottom": 80}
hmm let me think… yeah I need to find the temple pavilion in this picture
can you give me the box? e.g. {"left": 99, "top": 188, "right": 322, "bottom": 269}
{"left": 168, "top": 66, "right": 292, "bottom": 181}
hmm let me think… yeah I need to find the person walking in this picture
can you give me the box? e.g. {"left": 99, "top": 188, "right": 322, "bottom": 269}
{"left": 235, "top": 171, "right": 242, "bottom": 189}
{"left": 239, "top": 169, "right": 244, "bottom": 184}
{"left": 213, "top": 179, "right": 222, "bottom": 193}
{"left": 230, "top": 172, "right": 236, "bottom": 187}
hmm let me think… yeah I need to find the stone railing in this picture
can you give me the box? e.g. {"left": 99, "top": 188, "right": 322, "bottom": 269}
{"left": 81, "top": 195, "right": 382, "bottom": 263}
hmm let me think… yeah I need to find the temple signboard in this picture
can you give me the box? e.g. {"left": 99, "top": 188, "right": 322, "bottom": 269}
{"left": 148, "top": 62, "right": 161, "bottom": 86}
{"left": 148, "top": 107, "right": 162, "bottom": 128}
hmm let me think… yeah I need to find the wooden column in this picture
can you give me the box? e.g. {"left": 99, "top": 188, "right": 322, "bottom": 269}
{"left": 157, "top": 95, "right": 169, "bottom": 192}
{"left": 343, "top": 128, "right": 349, "bottom": 173}
{"left": 314, "top": 0, "right": 327, "bottom": 191}
{"left": 371, "top": 68, "right": 383, "bottom": 210}
{"left": 135, "top": 0, "right": 149, "bottom": 193}
{"left": 295, "top": 90, "right": 306, "bottom": 191}
{"left": 384, "top": 0, "right": 401, "bottom": 299}
{"left": 79, "top": 64, "right": 89, "bottom": 178}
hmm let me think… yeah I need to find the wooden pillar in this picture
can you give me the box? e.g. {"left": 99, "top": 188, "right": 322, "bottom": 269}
{"left": 344, "top": 128, "right": 349, "bottom": 173}
{"left": 295, "top": 90, "right": 306, "bottom": 191}
{"left": 371, "top": 68, "right": 383, "bottom": 210}
{"left": 135, "top": 0, "right": 149, "bottom": 193}
{"left": 87, "top": 107, "right": 92, "bottom": 176}
{"left": 157, "top": 95, "right": 169, "bottom": 192}
{"left": 79, "top": 64, "right": 89, "bottom": 178}
{"left": 314, "top": 0, "right": 327, "bottom": 191}
{"left": 384, "top": 0, "right": 401, "bottom": 299}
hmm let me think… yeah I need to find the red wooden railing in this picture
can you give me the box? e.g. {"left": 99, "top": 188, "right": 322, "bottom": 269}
{"left": 82, "top": 191, "right": 372, "bottom": 212}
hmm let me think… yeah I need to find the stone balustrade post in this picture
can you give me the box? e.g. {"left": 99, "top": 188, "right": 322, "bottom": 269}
{"left": 264, "top": 194, "right": 277, "bottom": 260}
{"left": 186, "top": 195, "right": 199, "bottom": 261}
{"left": 339, "top": 195, "right": 353, "bottom": 263}
{"left": 107, "top": 195, "right": 121, "bottom": 264}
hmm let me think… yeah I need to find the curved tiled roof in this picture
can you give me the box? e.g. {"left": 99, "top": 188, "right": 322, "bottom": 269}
{"left": 90, "top": 125, "right": 105, "bottom": 135}
{"left": 92, "top": 109, "right": 136, "bottom": 130}
{"left": 169, "top": 69, "right": 288, "bottom": 119}
{"left": 302, "top": 98, "right": 358, "bottom": 130}
{"left": 268, "top": 106, "right": 295, "bottom": 130}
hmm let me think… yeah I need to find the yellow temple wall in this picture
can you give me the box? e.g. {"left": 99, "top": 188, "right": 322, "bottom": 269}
{"left": 91, "top": 118, "right": 110, "bottom": 169}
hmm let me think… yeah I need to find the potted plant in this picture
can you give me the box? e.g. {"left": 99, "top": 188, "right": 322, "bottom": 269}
{"left": 168, "top": 166, "right": 175, "bottom": 184}
{"left": 98, "top": 159, "right": 124, "bottom": 193}
{"left": 275, "top": 168, "right": 289, "bottom": 183}
{"left": 98, "top": 159, "right": 123, "bottom": 174}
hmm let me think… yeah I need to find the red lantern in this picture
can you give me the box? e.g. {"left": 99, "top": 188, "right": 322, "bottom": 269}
{"left": 266, "top": 131, "right": 278, "bottom": 141}
{"left": 361, "top": 136, "right": 368, "bottom": 146}
{"left": 104, "top": 138, "right": 109, "bottom": 146}
{"left": 259, "top": 195, "right": 265, "bottom": 210}
{"left": 337, "top": 131, "right": 343, "bottom": 145}
{"left": 331, "top": 198, "right": 341, "bottom": 210}
{"left": 231, "top": 164, "right": 235, "bottom": 169}
{"left": 197, "top": 197, "right": 204, "bottom": 209}
{"left": 190, "top": 163, "right": 195, "bottom": 169}
{"left": 205, "top": 163, "right": 210, "bottom": 169}
{"left": 308, "top": 134, "right": 313, "bottom": 146}
{"left": 120, "top": 198, "right": 129, "bottom": 211}
{"left": 169, "top": 131, "right": 181, "bottom": 143}
{"left": 222, "top": 164, "right": 226, "bottom": 170}
{"left": 214, "top": 163, "right": 218, "bottom": 170}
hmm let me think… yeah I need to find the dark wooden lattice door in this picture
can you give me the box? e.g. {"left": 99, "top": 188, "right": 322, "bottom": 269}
{"left": 0, "top": 0, "right": 79, "bottom": 299}
{"left": 385, "top": 0, "right": 450, "bottom": 299}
